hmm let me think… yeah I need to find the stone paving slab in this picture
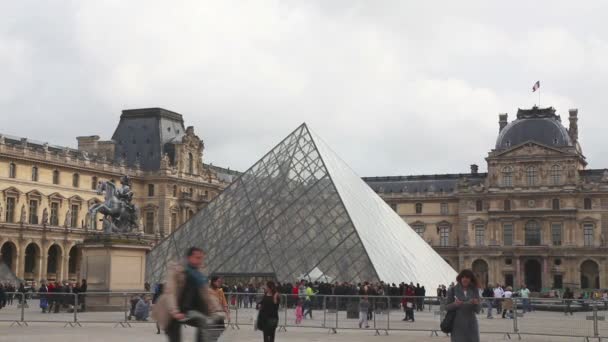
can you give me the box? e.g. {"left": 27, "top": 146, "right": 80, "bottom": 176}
{"left": 0, "top": 300, "right": 605, "bottom": 341}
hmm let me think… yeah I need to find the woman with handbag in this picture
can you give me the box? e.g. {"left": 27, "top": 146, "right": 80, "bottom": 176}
{"left": 445, "top": 269, "right": 481, "bottom": 342}
{"left": 257, "top": 281, "right": 280, "bottom": 342}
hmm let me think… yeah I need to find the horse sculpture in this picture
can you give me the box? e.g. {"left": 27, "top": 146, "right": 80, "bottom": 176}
{"left": 89, "top": 179, "right": 140, "bottom": 234}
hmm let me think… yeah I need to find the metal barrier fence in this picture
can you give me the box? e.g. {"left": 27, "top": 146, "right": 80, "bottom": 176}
{"left": 2, "top": 291, "right": 608, "bottom": 340}
{"left": 225, "top": 293, "right": 608, "bottom": 340}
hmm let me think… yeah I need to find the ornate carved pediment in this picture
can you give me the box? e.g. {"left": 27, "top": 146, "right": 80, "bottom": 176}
{"left": 436, "top": 220, "right": 452, "bottom": 233}
{"left": 579, "top": 216, "right": 599, "bottom": 225}
{"left": 26, "top": 189, "right": 43, "bottom": 200}
{"left": 471, "top": 218, "right": 487, "bottom": 229}
{"left": 2, "top": 186, "right": 22, "bottom": 198}
{"left": 495, "top": 142, "right": 568, "bottom": 158}
{"left": 68, "top": 195, "right": 84, "bottom": 204}
{"left": 142, "top": 203, "right": 159, "bottom": 211}
{"left": 48, "top": 192, "right": 66, "bottom": 204}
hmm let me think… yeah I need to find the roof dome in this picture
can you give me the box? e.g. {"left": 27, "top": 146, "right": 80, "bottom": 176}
{"left": 495, "top": 107, "right": 573, "bottom": 150}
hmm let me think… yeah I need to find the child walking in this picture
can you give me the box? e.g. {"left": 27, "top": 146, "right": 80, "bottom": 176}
{"left": 359, "top": 297, "right": 370, "bottom": 329}
{"left": 295, "top": 300, "right": 303, "bottom": 324}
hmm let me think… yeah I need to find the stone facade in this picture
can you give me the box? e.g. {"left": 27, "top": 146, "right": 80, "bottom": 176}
{"left": 0, "top": 108, "right": 236, "bottom": 283}
{"left": 365, "top": 107, "right": 608, "bottom": 291}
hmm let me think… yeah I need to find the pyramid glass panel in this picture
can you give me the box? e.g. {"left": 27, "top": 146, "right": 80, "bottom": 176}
{"left": 146, "top": 124, "right": 457, "bottom": 289}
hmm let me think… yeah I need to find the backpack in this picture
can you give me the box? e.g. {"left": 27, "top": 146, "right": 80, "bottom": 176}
{"left": 440, "top": 288, "right": 456, "bottom": 334}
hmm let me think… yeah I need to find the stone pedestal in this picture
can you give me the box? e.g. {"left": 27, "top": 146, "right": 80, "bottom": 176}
{"left": 80, "top": 236, "right": 151, "bottom": 311}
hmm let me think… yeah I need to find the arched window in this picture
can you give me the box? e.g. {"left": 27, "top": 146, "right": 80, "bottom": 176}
{"left": 526, "top": 166, "right": 538, "bottom": 186}
{"left": 525, "top": 221, "right": 541, "bottom": 246}
{"left": 31, "top": 166, "right": 38, "bottom": 182}
{"left": 415, "top": 203, "right": 423, "bottom": 214}
{"left": 504, "top": 199, "right": 511, "bottom": 211}
{"left": 72, "top": 173, "right": 80, "bottom": 187}
{"left": 502, "top": 166, "right": 513, "bottom": 187}
{"left": 91, "top": 176, "right": 98, "bottom": 190}
{"left": 188, "top": 153, "right": 194, "bottom": 174}
{"left": 8, "top": 162, "right": 16, "bottom": 179}
{"left": 552, "top": 198, "right": 560, "bottom": 210}
{"left": 52, "top": 170, "right": 60, "bottom": 184}
{"left": 550, "top": 165, "right": 562, "bottom": 185}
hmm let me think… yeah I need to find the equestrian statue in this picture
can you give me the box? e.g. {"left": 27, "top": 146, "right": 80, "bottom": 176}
{"left": 88, "top": 175, "right": 140, "bottom": 234}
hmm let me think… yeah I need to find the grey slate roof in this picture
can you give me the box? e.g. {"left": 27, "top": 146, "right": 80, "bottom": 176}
{"left": 495, "top": 107, "right": 573, "bottom": 150}
{"left": 363, "top": 173, "right": 486, "bottom": 194}
{"left": 111, "top": 108, "right": 186, "bottom": 171}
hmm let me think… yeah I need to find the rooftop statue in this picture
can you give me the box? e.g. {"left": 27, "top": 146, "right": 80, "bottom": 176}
{"left": 89, "top": 175, "right": 140, "bottom": 234}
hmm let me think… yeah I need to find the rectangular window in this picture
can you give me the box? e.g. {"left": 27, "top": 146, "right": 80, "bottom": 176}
{"left": 584, "top": 198, "right": 592, "bottom": 210}
{"left": 50, "top": 202, "right": 59, "bottom": 226}
{"left": 415, "top": 203, "right": 423, "bottom": 214}
{"left": 476, "top": 200, "right": 483, "bottom": 212}
{"left": 28, "top": 200, "right": 38, "bottom": 224}
{"left": 503, "top": 223, "right": 513, "bottom": 246}
{"left": 145, "top": 211, "right": 155, "bottom": 234}
{"left": 71, "top": 204, "right": 79, "bottom": 228}
{"left": 5, "top": 197, "right": 15, "bottom": 223}
{"left": 551, "top": 223, "right": 563, "bottom": 246}
{"left": 475, "top": 224, "right": 485, "bottom": 246}
{"left": 504, "top": 200, "right": 511, "bottom": 211}
{"left": 584, "top": 224, "right": 594, "bottom": 247}
{"left": 148, "top": 184, "right": 155, "bottom": 197}
{"left": 439, "top": 227, "right": 450, "bottom": 247}
{"left": 389, "top": 203, "right": 397, "bottom": 212}
{"left": 440, "top": 202, "right": 448, "bottom": 215}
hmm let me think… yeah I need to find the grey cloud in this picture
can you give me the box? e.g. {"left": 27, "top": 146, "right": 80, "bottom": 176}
{"left": 1, "top": 1, "right": 608, "bottom": 177}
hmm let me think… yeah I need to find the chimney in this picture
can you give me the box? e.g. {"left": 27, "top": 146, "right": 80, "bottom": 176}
{"left": 499, "top": 113, "right": 508, "bottom": 132}
{"left": 470, "top": 164, "right": 479, "bottom": 175}
{"left": 568, "top": 109, "right": 578, "bottom": 142}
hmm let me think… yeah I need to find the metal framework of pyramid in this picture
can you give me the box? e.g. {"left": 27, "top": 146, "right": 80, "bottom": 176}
{"left": 146, "top": 124, "right": 457, "bottom": 289}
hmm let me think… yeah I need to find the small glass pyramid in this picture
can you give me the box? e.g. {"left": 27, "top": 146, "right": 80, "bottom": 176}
{"left": 146, "top": 124, "right": 457, "bottom": 289}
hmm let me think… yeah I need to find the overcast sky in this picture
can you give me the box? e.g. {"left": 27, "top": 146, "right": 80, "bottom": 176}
{"left": 2, "top": 1, "right": 607, "bottom": 176}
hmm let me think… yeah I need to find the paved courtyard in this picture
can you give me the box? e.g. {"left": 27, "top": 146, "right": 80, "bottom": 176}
{"left": 1, "top": 299, "right": 607, "bottom": 341}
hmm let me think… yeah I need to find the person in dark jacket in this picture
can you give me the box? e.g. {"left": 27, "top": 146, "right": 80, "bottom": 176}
{"left": 563, "top": 288, "right": 574, "bottom": 315}
{"left": 258, "top": 281, "right": 280, "bottom": 342}
{"left": 482, "top": 284, "right": 494, "bottom": 319}
{"left": 39, "top": 281, "right": 49, "bottom": 313}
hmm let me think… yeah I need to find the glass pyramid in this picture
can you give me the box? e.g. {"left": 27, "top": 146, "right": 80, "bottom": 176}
{"left": 146, "top": 124, "right": 457, "bottom": 289}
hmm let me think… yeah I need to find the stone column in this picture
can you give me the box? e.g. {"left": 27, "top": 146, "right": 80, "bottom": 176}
{"left": 515, "top": 257, "right": 521, "bottom": 287}
{"left": 36, "top": 252, "right": 44, "bottom": 282}
{"left": 16, "top": 244, "right": 25, "bottom": 279}
{"left": 59, "top": 252, "right": 68, "bottom": 282}
{"left": 541, "top": 255, "right": 551, "bottom": 288}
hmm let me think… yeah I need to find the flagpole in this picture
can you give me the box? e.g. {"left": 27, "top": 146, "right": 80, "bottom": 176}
{"left": 538, "top": 87, "right": 540, "bottom": 107}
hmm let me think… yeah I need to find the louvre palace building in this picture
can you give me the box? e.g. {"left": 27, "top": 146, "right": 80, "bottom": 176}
{"left": 1, "top": 105, "right": 606, "bottom": 292}
{"left": 365, "top": 106, "right": 607, "bottom": 291}
{"left": 0, "top": 108, "right": 236, "bottom": 283}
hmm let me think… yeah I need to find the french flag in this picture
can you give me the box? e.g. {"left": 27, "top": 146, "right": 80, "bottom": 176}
{"left": 532, "top": 81, "right": 540, "bottom": 92}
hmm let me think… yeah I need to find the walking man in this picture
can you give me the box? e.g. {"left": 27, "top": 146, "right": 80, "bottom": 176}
{"left": 153, "top": 247, "right": 214, "bottom": 342}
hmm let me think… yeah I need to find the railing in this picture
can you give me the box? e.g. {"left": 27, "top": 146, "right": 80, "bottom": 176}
{"left": 2, "top": 291, "right": 608, "bottom": 340}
